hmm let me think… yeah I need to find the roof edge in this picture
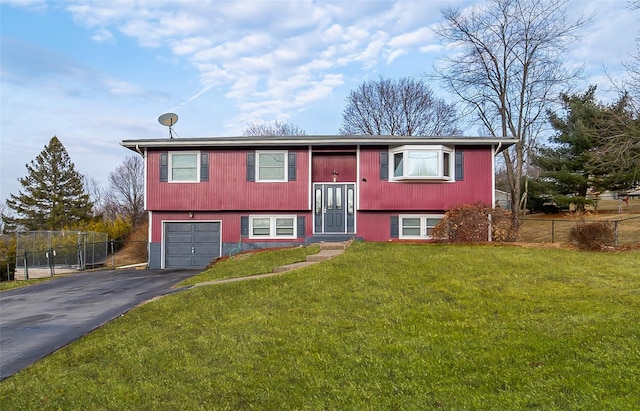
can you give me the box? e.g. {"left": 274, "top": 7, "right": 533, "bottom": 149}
{"left": 121, "top": 135, "right": 519, "bottom": 151}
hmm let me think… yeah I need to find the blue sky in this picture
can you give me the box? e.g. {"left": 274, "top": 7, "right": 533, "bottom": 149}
{"left": 1, "top": 0, "right": 638, "bottom": 206}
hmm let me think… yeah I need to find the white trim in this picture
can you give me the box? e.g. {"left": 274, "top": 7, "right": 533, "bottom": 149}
{"left": 389, "top": 145, "right": 454, "bottom": 182}
{"left": 161, "top": 219, "right": 223, "bottom": 269}
{"left": 255, "top": 150, "right": 288, "bottom": 182}
{"left": 122, "top": 135, "right": 519, "bottom": 151}
{"left": 168, "top": 151, "right": 200, "bottom": 183}
{"left": 398, "top": 214, "right": 444, "bottom": 239}
{"left": 491, "top": 145, "right": 496, "bottom": 208}
{"left": 143, "top": 147, "right": 148, "bottom": 210}
{"left": 248, "top": 215, "right": 297, "bottom": 239}
{"left": 308, "top": 146, "right": 313, "bottom": 210}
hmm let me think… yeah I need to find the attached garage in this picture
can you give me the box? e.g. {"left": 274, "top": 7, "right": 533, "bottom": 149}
{"left": 164, "top": 222, "right": 221, "bottom": 268}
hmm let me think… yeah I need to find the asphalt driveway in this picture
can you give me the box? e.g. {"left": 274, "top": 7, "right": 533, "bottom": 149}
{"left": 0, "top": 268, "right": 199, "bottom": 381}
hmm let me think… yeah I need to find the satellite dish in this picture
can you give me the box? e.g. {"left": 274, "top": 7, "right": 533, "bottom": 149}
{"left": 158, "top": 113, "right": 178, "bottom": 138}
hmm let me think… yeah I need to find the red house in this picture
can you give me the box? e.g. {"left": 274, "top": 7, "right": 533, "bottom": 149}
{"left": 121, "top": 135, "right": 517, "bottom": 269}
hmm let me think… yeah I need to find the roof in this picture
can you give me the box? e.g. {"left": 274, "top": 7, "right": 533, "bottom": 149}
{"left": 121, "top": 135, "right": 518, "bottom": 153}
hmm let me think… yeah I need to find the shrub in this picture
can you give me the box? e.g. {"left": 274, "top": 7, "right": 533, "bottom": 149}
{"left": 569, "top": 221, "right": 615, "bottom": 250}
{"left": 433, "top": 203, "right": 517, "bottom": 243}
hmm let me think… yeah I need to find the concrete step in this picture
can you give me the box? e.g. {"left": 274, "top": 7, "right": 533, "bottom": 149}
{"left": 319, "top": 241, "right": 346, "bottom": 251}
{"left": 271, "top": 241, "right": 348, "bottom": 273}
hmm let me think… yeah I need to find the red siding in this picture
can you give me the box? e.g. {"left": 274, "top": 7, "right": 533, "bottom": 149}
{"left": 147, "top": 149, "right": 310, "bottom": 211}
{"left": 355, "top": 211, "right": 396, "bottom": 241}
{"left": 358, "top": 147, "right": 493, "bottom": 211}
{"left": 312, "top": 153, "right": 357, "bottom": 182}
{"left": 150, "top": 211, "right": 313, "bottom": 243}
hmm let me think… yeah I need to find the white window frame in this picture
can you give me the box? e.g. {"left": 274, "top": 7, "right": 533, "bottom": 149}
{"left": 399, "top": 214, "right": 443, "bottom": 239}
{"left": 390, "top": 145, "right": 454, "bottom": 181}
{"left": 249, "top": 215, "right": 297, "bottom": 239}
{"left": 256, "top": 150, "right": 288, "bottom": 182}
{"left": 169, "top": 151, "right": 200, "bottom": 183}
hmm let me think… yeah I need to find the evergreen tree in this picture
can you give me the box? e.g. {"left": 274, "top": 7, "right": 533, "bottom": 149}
{"left": 535, "top": 87, "right": 599, "bottom": 201}
{"left": 3, "top": 136, "right": 93, "bottom": 231}
{"left": 533, "top": 87, "right": 638, "bottom": 208}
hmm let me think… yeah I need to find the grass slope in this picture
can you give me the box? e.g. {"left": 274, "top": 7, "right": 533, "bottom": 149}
{"left": 1, "top": 242, "right": 639, "bottom": 410}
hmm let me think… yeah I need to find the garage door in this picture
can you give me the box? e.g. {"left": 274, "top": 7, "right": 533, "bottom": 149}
{"left": 165, "top": 222, "right": 221, "bottom": 268}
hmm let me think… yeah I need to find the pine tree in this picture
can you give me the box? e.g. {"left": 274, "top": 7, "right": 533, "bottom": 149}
{"left": 3, "top": 136, "right": 93, "bottom": 231}
{"left": 533, "top": 87, "right": 639, "bottom": 210}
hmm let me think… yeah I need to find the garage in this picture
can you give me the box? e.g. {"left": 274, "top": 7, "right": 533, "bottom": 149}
{"left": 164, "top": 222, "right": 221, "bottom": 268}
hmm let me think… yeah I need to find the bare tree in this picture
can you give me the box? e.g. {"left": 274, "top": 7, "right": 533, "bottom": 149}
{"left": 339, "top": 76, "right": 461, "bottom": 136}
{"left": 106, "top": 156, "right": 145, "bottom": 227}
{"left": 242, "top": 121, "right": 306, "bottom": 136}
{"left": 84, "top": 175, "right": 107, "bottom": 217}
{"left": 433, "top": 0, "right": 591, "bottom": 225}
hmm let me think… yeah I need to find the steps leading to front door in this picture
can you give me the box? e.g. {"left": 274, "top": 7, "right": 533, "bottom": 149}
{"left": 273, "top": 241, "right": 347, "bottom": 273}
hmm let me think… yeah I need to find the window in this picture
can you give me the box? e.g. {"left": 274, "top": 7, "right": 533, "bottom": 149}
{"left": 169, "top": 152, "right": 200, "bottom": 182}
{"left": 250, "top": 215, "right": 296, "bottom": 238}
{"left": 390, "top": 145, "right": 454, "bottom": 181}
{"left": 399, "top": 215, "right": 443, "bottom": 239}
{"left": 257, "top": 151, "right": 287, "bottom": 182}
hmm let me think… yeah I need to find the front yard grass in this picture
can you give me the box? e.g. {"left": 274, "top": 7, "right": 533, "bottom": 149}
{"left": 1, "top": 242, "right": 639, "bottom": 410}
{"left": 0, "top": 277, "right": 51, "bottom": 292}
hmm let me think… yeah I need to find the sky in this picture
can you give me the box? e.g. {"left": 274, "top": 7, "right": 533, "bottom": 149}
{"left": 1, "top": 0, "right": 638, "bottom": 207}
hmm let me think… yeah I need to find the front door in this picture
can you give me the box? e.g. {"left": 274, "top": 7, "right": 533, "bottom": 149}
{"left": 324, "top": 184, "right": 344, "bottom": 232}
{"left": 314, "top": 183, "right": 355, "bottom": 234}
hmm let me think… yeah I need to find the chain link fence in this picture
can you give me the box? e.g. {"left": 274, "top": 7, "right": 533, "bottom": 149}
{"left": 519, "top": 216, "right": 640, "bottom": 246}
{"left": 15, "top": 231, "right": 108, "bottom": 280}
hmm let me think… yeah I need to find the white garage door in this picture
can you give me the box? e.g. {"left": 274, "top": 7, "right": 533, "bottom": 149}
{"left": 164, "top": 222, "right": 221, "bottom": 268}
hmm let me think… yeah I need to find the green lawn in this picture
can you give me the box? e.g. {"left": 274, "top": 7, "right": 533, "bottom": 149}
{"left": 2, "top": 242, "right": 639, "bottom": 410}
{"left": 0, "top": 277, "right": 51, "bottom": 292}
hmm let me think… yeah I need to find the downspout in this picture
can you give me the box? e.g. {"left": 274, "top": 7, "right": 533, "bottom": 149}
{"left": 135, "top": 144, "right": 150, "bottom": 268}
{"left": 490, "top": 142, "right": 502, "bottom": 243}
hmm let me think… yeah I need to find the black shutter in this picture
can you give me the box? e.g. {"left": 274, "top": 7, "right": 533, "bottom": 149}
{"left": 200, "top": 153, "right": 209, "bottom": 181}
{"left": 240, "top": 216, "right": 249, "bottom": 236}
{"left": 160, "top": 152, "right": 168, "bottom": 182}
{"left": 297, "top": 216, "right": 305, "bottom": 238}
{"left": 380, "top": 151, "right": 389, "bottom": 180}
{"left": 390, "top": 216, "right": 399, "bottom": 238}
{"left": 288, "top": 152, "right": 296, "bottom": 181}
{"left": 247, "top": 152, "right": 255, "bottom": 182}
{"left": 455, "top": 151, "right": 464, "bottom": 181}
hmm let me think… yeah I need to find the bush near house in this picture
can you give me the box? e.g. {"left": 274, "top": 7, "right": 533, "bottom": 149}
{"left": 432, "top": 202, "right": 516, "bottom": 242}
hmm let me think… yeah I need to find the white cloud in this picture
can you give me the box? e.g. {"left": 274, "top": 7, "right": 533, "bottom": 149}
{"left": 91, "top": 28, "right": 115, "bottom": 43}
{"left": 171, "top": 36, "right": 212, "bottom": 56}
{"left": 389, "top": 27, "right": 434, "bottom": 49}
{"left": 386, "top": 49, "right": 406, "bottom": 65}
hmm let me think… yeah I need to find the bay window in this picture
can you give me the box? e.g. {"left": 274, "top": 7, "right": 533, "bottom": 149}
{"left": 390, "top": 145, "right": 454, "bottom": 181}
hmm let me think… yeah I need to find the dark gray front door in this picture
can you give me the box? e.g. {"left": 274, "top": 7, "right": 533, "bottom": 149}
{"left": 323, "top": 184, "right": 345, "bottom": 233}
{"left": 313, "top": 183, "right": 355, "bottom": 235}
{"left": 165, "top": 222, "right": 221, "bottom": 268}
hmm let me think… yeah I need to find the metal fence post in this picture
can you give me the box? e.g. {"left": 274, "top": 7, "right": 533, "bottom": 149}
{"left": 614, "top": 220, "right": 619, "bottom": 246}
{"left": 551, "top": 220, "right": 555, "bottom": 243}
{"left": 23, "top": 252, "right": 29, "bottom": 280}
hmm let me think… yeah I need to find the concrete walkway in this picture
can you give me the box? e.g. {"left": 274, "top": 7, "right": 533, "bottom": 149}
{"left": 192, "top": 241, "right": 347, "bottom": 288}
